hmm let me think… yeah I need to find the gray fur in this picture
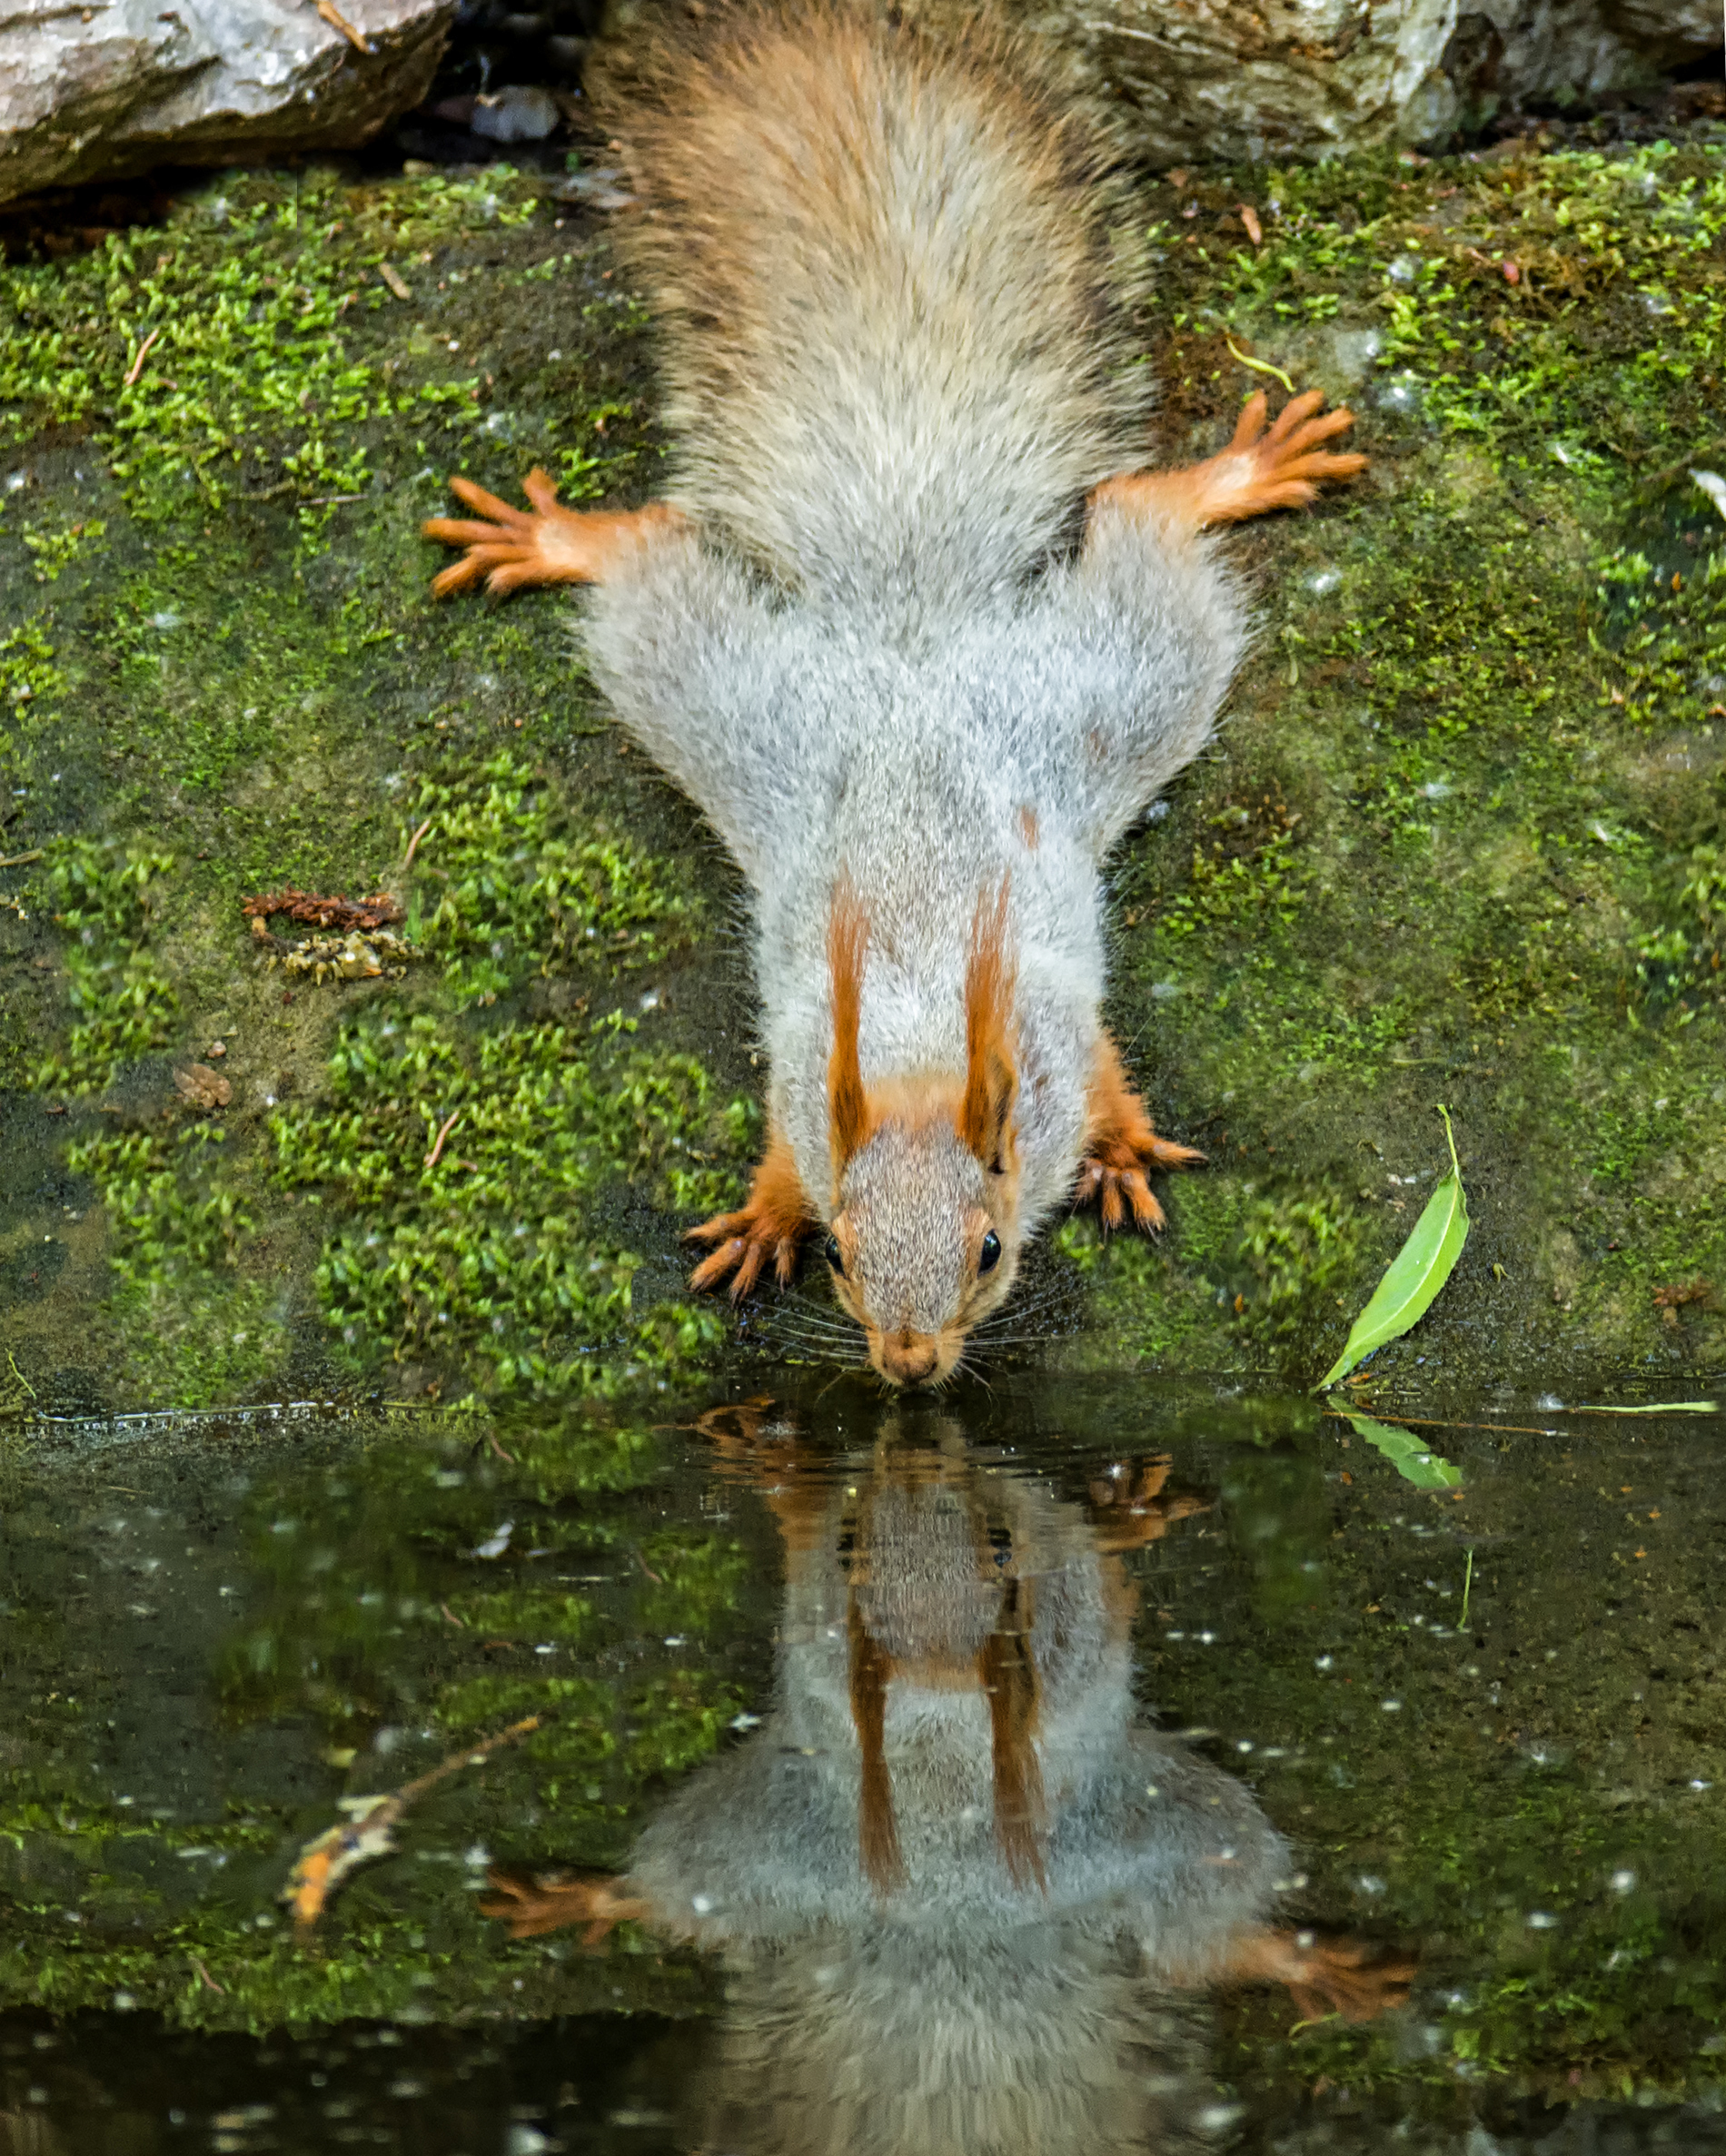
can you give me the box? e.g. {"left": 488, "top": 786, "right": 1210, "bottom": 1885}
{"left": 623, "top": 1462, "right": 1285, "bottom": 2154}
{"left": 578, "top": 7, "right": 1249, "bottom": 1361}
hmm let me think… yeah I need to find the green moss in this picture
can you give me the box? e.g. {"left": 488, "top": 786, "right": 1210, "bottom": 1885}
{"left": 406, "top": 746, "right": 696, "bottom": 1006}
{"left": 0, "top": 166, "right": 541, "bottom": 522}
{"left": 272, "top": 1004, "right": 741, "bottom": 1399}
{"left": 625, "top": 1671, "right": 748, "bottom": 1781}
{"left": 36, "top": 837, "right": 177, "bottom": 1093}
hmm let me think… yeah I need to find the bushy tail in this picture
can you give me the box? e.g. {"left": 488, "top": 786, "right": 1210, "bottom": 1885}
{"left": 604, "top": 2, "right": 1151, "bottom": 628}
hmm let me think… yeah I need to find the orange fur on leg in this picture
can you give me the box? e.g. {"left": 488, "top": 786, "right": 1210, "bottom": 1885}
{"left": 1088, "top": 387, "right": 1366, "bottom": 537}
{"left": 687, "top": 1125, "right": 816, "bottom": 1297}
{"left": 424, "top": 467, "right": 686, "bottom": 598}
{"left": 1075, "top": 1034, "right": 1205, "bottom": 1231}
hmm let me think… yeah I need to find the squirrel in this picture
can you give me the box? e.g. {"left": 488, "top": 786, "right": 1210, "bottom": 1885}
{"left": 481, "top": 1400, "right": 1414, "bottom": 2151}
{"left": 424, "top": 2, "right": 1366, "bottom": 1388}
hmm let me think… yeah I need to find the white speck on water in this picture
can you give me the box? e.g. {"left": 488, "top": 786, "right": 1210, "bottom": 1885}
{"left": 1305, "top": 567, "right": 1341, "bottom": 595}
{"left": 1315, "top": 1655, "right": 1334, "bottom": 1670}
{"left": 1527, "top": 1911, "right": 1559, "bottom": 1930}
{"left": 662, "top": 1636, "right": 686, "bottom": 1647}
{"left": 1382, "top": 1698, "right": 1403, "bottom": 1712}
{"left": 472, "top": 1522, "right": 514, "bottom": 1558}
{"left": 464, "top": 1844, "right": 491, "bottom": 1869}
{"left": 729, "top": 1713, "right": 761, "bottom": 1730}
{"left": 691, "top": 1894, "right": 714, "bottom": 1914}
{"left": 1611, "top": 1870, "right": 1636, "bottom": 1893}
{"left": 1357, "top": 1875, "right": 1386, "bottom": 1895}
{"left": 1537, "top": 1394, "right": 1564, "bottom": 1411}
{"left": 149, "top": 610, "right": 182, "bottom": 630}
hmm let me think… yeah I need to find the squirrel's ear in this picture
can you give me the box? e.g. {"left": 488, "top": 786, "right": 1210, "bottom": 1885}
{"left": 959, "top": 876, "right": 1018, "bottom": 1173}
{"left": 827, "top": 875, "right": 874, "bottom": 1176}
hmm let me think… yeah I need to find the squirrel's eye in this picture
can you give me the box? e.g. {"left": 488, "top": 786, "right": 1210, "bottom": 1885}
{"left": 978, "top": 1229, "right": 1002, "bottom": 1274}
{"left": 824, "top": 1234, "right": 845, "bottom": 1274}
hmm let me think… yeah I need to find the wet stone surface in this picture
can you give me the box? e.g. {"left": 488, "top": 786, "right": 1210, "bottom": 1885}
{"left": 0, "top": 93, "right": 1724, "bottom": 2156}
{"left": 0, "top": 1386, "right": 1725, "bottom": 2148}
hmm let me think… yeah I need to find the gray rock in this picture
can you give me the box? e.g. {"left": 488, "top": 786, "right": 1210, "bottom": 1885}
{"left": 595, "top": 0, "right": 1721, "bottom": 165}
{"left": 0, "top": 0, "right": 456, "bottom": 209}
{"left": 470, "top": 83, "right": 562, "bottom": 142}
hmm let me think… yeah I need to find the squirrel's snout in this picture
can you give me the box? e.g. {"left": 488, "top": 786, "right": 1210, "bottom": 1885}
{"left": 876, "top": 1328, "right": 942, "bottom": 1388}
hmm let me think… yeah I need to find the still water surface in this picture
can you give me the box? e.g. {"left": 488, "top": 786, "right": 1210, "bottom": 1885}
{"left": 3, "top": 1380, "right": 1724, "bottom": 2152}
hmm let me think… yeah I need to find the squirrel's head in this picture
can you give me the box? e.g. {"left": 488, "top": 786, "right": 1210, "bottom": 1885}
{"left": 822, "top": 880, "right": 1021, "bottom": 1388}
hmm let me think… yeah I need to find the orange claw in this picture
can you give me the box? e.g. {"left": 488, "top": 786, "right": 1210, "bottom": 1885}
{"left": 422, "top": 470, "right": 683, "bottom": 598}
{"left": 686, "top": 1126, "right": 815, "bottom": 1299}
{"left": 480, "top": 1868, "right": 651, "bottom": 1947}
{"left": 1076, "top": 1034, "right": 1204, "bottom": 1233}
{"left": 1089, "top": 383, "right": 1366, "bottom": 533}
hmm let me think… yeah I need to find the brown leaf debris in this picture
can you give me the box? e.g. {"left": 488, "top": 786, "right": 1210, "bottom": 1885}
{"left": 174, "top": 1063, "right": 232, "bottom": 1110}
{"left": 242, "top": 888, "right": 403, "bottom": 933}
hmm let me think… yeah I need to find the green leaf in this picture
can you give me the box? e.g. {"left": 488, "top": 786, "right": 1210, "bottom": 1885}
{"left": 1316, "top": 1104, "right": 1469, "bottom": 1390}
{"left": 1565, "top": 1400, "right": 1718, "bottom": 1416}
{"left": 1346, "top": 1413, "right": 1463, "bottom": 1491}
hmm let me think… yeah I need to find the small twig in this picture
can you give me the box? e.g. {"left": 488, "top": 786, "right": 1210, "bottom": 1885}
{"left": 440, "top": 1601, "right": 468, "bottom": 1627}
{"left": 0, "top": 850, "right": 44, "bottom": 868}
{"left": 402, "top": 816, "right": 433, "bottom": 873}
{"left": 378, "top": 262, "right": 412, "bottom": 302}
{"left": 283, "top": 1715, "right": 541, "bottom": 1930}
{"left": 191, "top": 1956, "right": 226, "bottom": 1995}
{"left": 123, "top": 327, "right": 162, "bottom": 388}
{"left": 424, "top": 1109, "right": 461, "bottom": 1169}
{"left": 633, "top": 1548, "right": 663, "bottom": 1587}
{"left": 1459, "top": 1548, "right": 1474, "bottom": 1627}
{"left": 488, "top": 1433, "right": 517, "bottom": 1464}
{"left": 1225, "top": 335, "right": 1294, "bottom": 395}
{"left": 303, "top": 493, "right": 365, "bottom": 506}
{"left": 314, "top": 0, "right": 373, "bottom": 54}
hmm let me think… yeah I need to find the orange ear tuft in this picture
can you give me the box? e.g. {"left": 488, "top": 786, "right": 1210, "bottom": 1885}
{"left": 958, "top": 876, "right": 1018, "bottom": 1173}
{"left": 827, "top": 873, "right": 874, "bottom": 1179}
{"left": 848, "top": 1594, "right": 906, "bottom": 1893}
{"left": 979, "top": 1579, "right": 1047, "bottom": 1892}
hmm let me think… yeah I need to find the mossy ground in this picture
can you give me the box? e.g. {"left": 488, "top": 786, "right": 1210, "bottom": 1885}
{"left": 3, "top": 133, "right": 1723, "bottom": 1417}
{"left": 1, "top": 116, "right": 1725, "bottom": 2122}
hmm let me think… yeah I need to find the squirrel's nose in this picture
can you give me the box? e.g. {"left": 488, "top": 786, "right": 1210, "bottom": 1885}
{"left": 878, "top": 1328, "right": 939, "bottom": 1386}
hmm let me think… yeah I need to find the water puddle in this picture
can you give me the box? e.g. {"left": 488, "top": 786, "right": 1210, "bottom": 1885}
{"left": 3, "top": 1381, "right": 1724, "bottom": 2149}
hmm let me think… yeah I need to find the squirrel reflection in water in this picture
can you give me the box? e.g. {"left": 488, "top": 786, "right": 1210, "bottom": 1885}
{"left": 487, "top": 1406, "right": 1413, "bottom": 2150}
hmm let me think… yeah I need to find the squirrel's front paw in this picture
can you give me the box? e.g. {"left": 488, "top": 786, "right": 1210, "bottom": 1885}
{"left": 686, "top": 1205, "right": 805, "bottom": 1297}
{"left": 1086, "top": 1454, "right": 1209, "bottom": 1550}
{"left": 1075, "top": 1114, "right": 1205, "bottom": 1231}
{"left": 687, "top": 1132, "right": 814, "bottom": 1298}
